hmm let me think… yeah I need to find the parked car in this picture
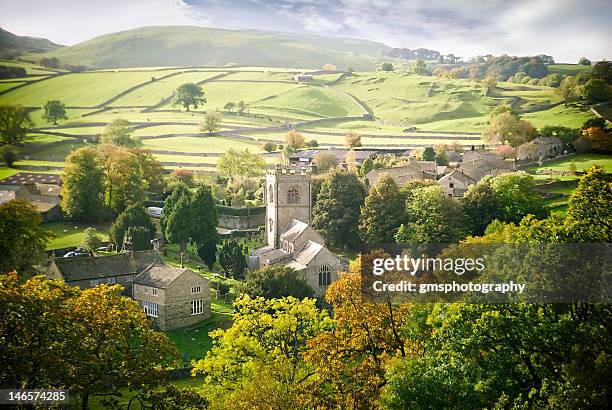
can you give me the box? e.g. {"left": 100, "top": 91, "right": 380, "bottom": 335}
{"left": 147, "top": 206, "right": 163, "bottom": 218}
{"left": 63, "top": 249, "right": 90, "bottom": 258}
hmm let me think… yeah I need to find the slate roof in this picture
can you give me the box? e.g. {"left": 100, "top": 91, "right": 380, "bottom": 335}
{"left": 439, "top": 169, "right": 475, "bottom": 186}
{"left": 294, "top": 240, "right": 324, "bottom": 266}
{"left": 133, "top": 264, "right": 189, "bottom": 289}
{"left": 290, "top": 149, "right": 377, "bottom": 163}
{"left": 55, "top": 250, "right": 162, "bottom": 282}
{"left": 280, "top": 219, "right": 309, "bottom": 242}
{"left": 0, "top": 173, "right": 61, "bottom": 186}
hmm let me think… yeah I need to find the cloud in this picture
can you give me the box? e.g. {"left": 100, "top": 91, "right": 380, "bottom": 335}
{"left": 1, "top": 0, "right": 610, "bottom": 62}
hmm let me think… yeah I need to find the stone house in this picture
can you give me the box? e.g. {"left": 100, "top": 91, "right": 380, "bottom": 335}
{"left": 133, "top": 264, "right": 211, "bottom": 331}
{"left": 45, "top": 250, "right": 211, "bottom": 330}
{"left": 437, "top": 169, "right": 476, "bottom": 197}
{"left": 516, "top": 136, "right": 563, "bottom": 160}
{"left": 249, "top": 166, "right": 345, "bottom": 297}
{"left": 458, "top": 159, "right": 515, "bottom": 182}
{"left": 0, "top": 173, "right": 62, "bottom": 222}
{"left": 364, "top": 158, "right": 437, "bottom": 187}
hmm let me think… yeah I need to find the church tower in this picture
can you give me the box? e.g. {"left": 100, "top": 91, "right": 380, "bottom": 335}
{"left": 264, "top": 165, "right": 312, "bottom": 248}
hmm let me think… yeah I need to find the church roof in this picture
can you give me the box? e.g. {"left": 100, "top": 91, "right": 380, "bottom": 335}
{"left": 280, "top": 219, "right": 309, "bottom": 243}
{"left": 294, "top": 240, "right": 324, "bottom": 266}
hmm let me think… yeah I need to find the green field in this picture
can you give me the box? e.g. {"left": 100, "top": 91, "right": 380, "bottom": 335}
{"left": 525, "top": 153, "right": 612, "bottom": 174}
{"left": 142, "top": 136, "right": 262, "bottom": 153}
{"left": 43, "top": 221, "right": 110, "bottom": 250}
{"left": 547, "top": 64, "right": 593, "bottom": 75}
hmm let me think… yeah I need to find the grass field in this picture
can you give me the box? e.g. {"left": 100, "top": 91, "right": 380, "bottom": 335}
{"left": 43, "top": 221, "right": 110, "bottom": 250}
{"left": 547, "top": 64, "right": 592, "bottom": 75}
{"left": 142, "top": 136, "right": 262, "bottom": 153}
{"left": 525, "top": 153, "right": 612, "bottom": 173}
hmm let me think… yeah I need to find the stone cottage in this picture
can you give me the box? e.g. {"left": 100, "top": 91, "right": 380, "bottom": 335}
{"left": 364, "top": 158, "right": 438, "bottom": 187}
{"left": 516, "top": 136, "right": 563, "bottom": 160}
{"left": 46, "top": 250, "right": 211, "bottom": 330}
{"left": 437, "top": 169, "right": 476, "bottom": 197}
{"left": 249, "top": 166, "right": 345, "bottom": 296}
{"left": 133, "top": 264, "right": 211, "bottom": 331}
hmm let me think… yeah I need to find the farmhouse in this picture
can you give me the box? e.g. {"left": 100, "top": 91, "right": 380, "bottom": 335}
{"left": 248, "top": 166, "right": 345, "bottom": 296}
{"left": 133, "top": 264, "right": 211, "bottom": 331}
{"left": 45, "top": 250, "right": 211, "bottom": 330}
{"left": 293, "top": 73, "right": 313, "bottom": 82}
{"left": 437, "top": 169, "right": 476, "bottom": 197}
{"left": 516, "top": 136, "right": 563, "bottom": 161}
{"left": 0, "top": 172, "right": 62, "bottom": 222}
{"left": 289, "top": 149, "right": 377, "bottom": 167}
{"left": 364, "top": 158, "right": 437, "bottom": 186}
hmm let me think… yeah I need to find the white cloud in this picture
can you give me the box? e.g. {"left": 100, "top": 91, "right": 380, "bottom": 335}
{"left": 0, "top": 0, "right": 198, "bottom": 45}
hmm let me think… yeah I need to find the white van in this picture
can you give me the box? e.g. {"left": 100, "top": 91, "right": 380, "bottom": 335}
{"left": 147, "top": 207, "right": 163, "bottom": 218}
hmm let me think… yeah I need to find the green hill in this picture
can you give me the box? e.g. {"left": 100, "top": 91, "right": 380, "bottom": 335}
{"left": 0, "top": 27, "right": 62, "bottom": 57}
{"left": 30, "top": 26, "right": 393, "bottom": 70}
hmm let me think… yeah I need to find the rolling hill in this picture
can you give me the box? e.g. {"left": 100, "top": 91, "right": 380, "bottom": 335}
{"left": 30, "top": 26, "right": 395, "bottom": 70}
{"left": 0, "top": 28, "right": 62, "bottom": 57}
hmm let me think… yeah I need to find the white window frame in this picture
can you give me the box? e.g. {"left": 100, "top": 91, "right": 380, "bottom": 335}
{"left": 142, "top": 300, "right": 158, "bottom": 318}
{"left": 191, "top": 286, "right": 201, "bottom": 294}
{"left": 107, "top": 277, "right": 116, "bottom": 284}
{"left": 191, "top": 299, "right": 204, "bottom": 315}
{"left": 90, "top": 279, "right": 99, "bottom": 287}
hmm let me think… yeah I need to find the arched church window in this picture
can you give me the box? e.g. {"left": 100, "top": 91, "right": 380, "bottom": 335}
{"left": 287, "top": 186, "right": 300, "bottom": 204}
{"left": 318, "top": 264, "right": 332, "bottom": 287}
{"left": 268, "top": 184, "right": 274, "bottom": 203}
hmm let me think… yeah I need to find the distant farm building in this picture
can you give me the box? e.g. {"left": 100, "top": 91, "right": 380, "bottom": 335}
{"left": 0, "top": 172, "right": 62, "bottom": 221}
{"left": 516, "top": 136, "right": 563, "bottom": 161}
{"left": 293, "top": 73, "right": 313, "bottom": 82}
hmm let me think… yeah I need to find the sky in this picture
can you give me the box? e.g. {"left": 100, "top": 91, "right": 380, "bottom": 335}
{"left": 1, "top": 0, "right": 611, "bottom": 63}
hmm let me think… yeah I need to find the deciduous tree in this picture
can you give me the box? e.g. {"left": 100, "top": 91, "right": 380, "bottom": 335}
{"left": 174, "top": 83, "right": 205, "bottom": 111}
{"left": 0, "top": 105, "right": 33, "bottom": 145}
{"left": 42, "top": 100, "right": 67, "bottom": 125}
{"left": 238, "top": 266, "right": 314, "bottom": 299}
{"left": 101, "top": 119, "right": 140, "bottom": 147}
{"left": 359, "top": 173, "right": 405, "bottom": 243}
{"left": 61, "top": 147, "right": 107, "bottom": 222}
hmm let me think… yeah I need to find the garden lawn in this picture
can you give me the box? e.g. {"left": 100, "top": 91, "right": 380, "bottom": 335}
{"left": 43, "top": 221, "right": 110, "bottom": 250}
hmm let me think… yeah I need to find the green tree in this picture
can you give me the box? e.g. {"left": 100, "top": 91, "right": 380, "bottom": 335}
{"left": 109, "top": 203, "right": 155, "bottom": 249}
{"left": 579, "top": 57, "right": 591, "bottom": 65}
{"left": 61, "top": 147, "right": 107, "bottom": 222}
{"left": 378, "top": 62, "right": 394, "bottom": 71}
{"left": 590, "top": 60, "right": 611, "bottom": 83}
{"left": 579, "top": 78, "right": 610, "bottom": 103}
{"left": 0, "top": 145, "right": 18, "bottom": 167}
{"left": 190, "top": 185, "right": 219, "bottom": 268}
{"left": 566, "top": 166, "right": 611, "bottom": 242}
{"left": 218, "top": 239, "right": 247, "bottom": 279}
{"left": 238, "top": 265, "right": 314, "bottom": 299}
{"left": 98, "top": 145, "right": 146, "bottom": 214}
{"left": 80, "top": 227, "right": 102, "bottom": 254}
{"left": 192, "top": 296, "right": 330, "bottom": 408}
{"left": 262, "top": 141, "right": 276, "bottom": 152}
{"left": 557, "top": 75, "right": 577, "bottom": 106}
{"left": 164, "top": 195, "right": 193, "bottom": 260}
{"left": 359, "top": 173, "right": 405, "bottom": 243}
{"left": 482, "top": 74, "right": 498, "bottom": 96}
{"left": 306, "top": 139, "right": 318, "bottom": 148}
{"left": 0, "top": 200, "right": 53, "bottom": 277}
{"left": 0, "top": 105, "right": 33, "bottom": 145}
{"left": 359, "top": 156, "right": 375, "bottom": 177}
{"left": 42, "top": 100, "right": 67, "bottom": 125}
{"left": 160, "top": 183, "right": 192, "bottom": 238}
{"left": 217, "top": 148, "right": 266, "bottom": 178}
{"left": 420, "top": 146, "right": 436, "bottom": 161}
{"left": 312, "top": 169, "right": 366, "bottom": 248}
{"left": 411, "top": 58, "right": 427, "bottom": 75}
{"left": 202, "top": 111, "right": 222, "bottom": 134}
{"left": 101, "top": 118, "right": 140, "bottom": 147}
{"left": 174, "top": 83, "right": 205, "bottom": 111}
{"left": 395, "top": 185, "right": 468, "bottom": 244}
{"left": 237, "top": 100, "right": 247, "bottom": 114}
{"left": 224, "top": 102, "right": 236, "bottom": 112}
{"left": 126, "top": 226, "right": 153, "bottom": 251}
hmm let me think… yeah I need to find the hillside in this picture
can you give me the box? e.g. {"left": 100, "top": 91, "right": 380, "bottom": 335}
{"left": 30, "top": 26, "right": 394, "bottom": 70}
{"left": 0, "top": 27, "right": 62, "bottom": 57}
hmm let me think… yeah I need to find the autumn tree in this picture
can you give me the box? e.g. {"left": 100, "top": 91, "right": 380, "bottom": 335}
{"left": 312, "top": 168, "right": 366, "bottom": 248}
{"left": 482, "top": 111, "right": 535, "bottom": 146}
{"left": 322, "top": 63, "right": 336, "bottom": 71}
{"left": 285, "top": 130, "right": 305, "bottom": 149}
{"left": 304, "top": 254, "right": 414, "bottom": 408}
{"left": 359, "top": 173, "right": 405, "bottom": 243}
{"left": 202, "top": 111, "right": 222, "bottom": 134}
{"left": 0, "top": 200, "right": 53, "bottom": 277}
{"left": 101, "top": 119, "right": 140, "bottom": 147}
{"left": 314, "top": 152, "right": 338, "bottom": 173}
{"left": 61, "top": 147, "right": 107, "bottom": 222}
{"left": 581, "top": 127, "right": 612, "bottom": 151}
{"left": 345, "top": 132, "right": 362, "bottom": 148}
{"left": 98, "top": 144, "right": 146, "bottom": 214}
{"left": 174, "top": 83, "right": 205, "bottom": 111}
{"left": 238, "top": 265, "right": 314, "bottom": 299}
{"left": 193, "top": 296, "right": 331, "bottom": 407}
{"left": 0, "top": 105, "right": 33, "bottom": 145}
{"left": 42, "top": 100, "right": 67, "bottom": 125}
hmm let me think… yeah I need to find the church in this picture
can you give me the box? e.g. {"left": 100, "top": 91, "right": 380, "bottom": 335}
{"left": 248, "top": 165, "right": 346, "bottom": 296}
